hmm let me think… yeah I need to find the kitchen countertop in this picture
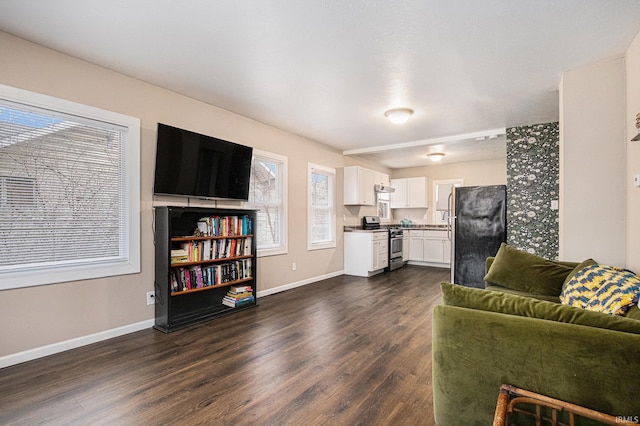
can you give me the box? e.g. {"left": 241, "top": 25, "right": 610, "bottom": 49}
{"left": 396, "top": 224, "right": 449, "bottom": 230}
{"left": 343, "top": 227, "right": 389, "bottom": 233}
{"left": 344, "top": 224, "right": 450, "bottom": 232}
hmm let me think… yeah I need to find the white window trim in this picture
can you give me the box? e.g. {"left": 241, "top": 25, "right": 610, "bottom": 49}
{"left": 307, "top": 162, "right": 336, "bottom": 251}
{"left": 248, "top": 149, "right": 288, "bottom": 257}
{"left": 0, "top": 84, "right": 140, "bottom": 290}
{"left": 432, "top": 178, "right": 463, "bottom": 225}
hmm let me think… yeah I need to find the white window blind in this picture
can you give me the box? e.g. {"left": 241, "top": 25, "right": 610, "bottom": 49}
{"left": 0, "top": 84, "right": 140, "bottom": 289}
{"left": 308, "top": 163, "right": 336, "bottom": 250}
{"left": 247, "top": 150, "right": 288, "bottom": 256}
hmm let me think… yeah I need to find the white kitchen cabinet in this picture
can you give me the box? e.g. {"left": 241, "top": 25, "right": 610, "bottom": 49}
{"left": 374, "top": 171, "right": 390, "bottom": 187}
{"left": 344, "top": 231, "right": 388, "bottom": 276}
{"left": 406, "top": 229, "right": 450, "bottom": 267}
{"left": 390, "top": 178, "right": 407, "bottom": 208}
{"left": 390, "top": 177, "right": 428, "bottom": 208}
{"left": 344, "top": 166, "right": 375, "bottom": 205}
{"left": 424, "top": 237, "right": 444, "bottom": 262}
{"left": 372, "top": 233, "right": 389, "bottom": 271}
{"left": 408, "top": 230, "right": 424, "bottom": 261}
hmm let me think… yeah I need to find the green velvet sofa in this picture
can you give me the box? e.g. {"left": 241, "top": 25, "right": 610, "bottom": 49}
{"left": 432, "top": 253, "right": 640, "bottom": 425}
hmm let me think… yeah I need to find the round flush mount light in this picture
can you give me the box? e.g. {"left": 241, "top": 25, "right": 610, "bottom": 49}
{"left": 427, "top": 153, "right": 445, "bottom": 162}
{"left": 384, "top": 108, "right": 414, "bottom": 125}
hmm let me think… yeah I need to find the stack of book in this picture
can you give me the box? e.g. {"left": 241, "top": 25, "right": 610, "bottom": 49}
{"left": 170, "top": 249, "right": 188, "bottom": 264}
{"left": 222, "top": 285, "right": 255, "bottom": 308}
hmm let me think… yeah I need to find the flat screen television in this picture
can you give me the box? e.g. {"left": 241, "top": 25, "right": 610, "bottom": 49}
{"left": 153, "top": 123, "right": 253, "bottom": 201}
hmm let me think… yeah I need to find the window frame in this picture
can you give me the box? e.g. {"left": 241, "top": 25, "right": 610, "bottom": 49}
{"left": 307, "top": 162, "right": 336, "bottom": 251}
{"left": 0, "top": 84, "right": 140, "bottom": 290}
{"left": 246, "top": 149, "right": 288, "bottom": 257}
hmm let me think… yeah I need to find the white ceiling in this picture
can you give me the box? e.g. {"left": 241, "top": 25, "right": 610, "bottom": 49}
{"left": 1, "top": 0, "right": 639, "bottom": 168}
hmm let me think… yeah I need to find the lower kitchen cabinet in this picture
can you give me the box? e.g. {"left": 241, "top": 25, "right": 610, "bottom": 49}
{"left": 408, "top": 232, "right": 424, "bottom": 261}
{"left": 407, "top": 229, "right": 451, "bottom": 268}
{"left": 344, "top": 231, "right": 388, "bottom": 277}
{"left": 424, "top": 237, "right": 445, "bottom": 262}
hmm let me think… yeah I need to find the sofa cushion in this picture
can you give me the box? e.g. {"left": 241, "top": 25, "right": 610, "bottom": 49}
{"left": 485, "top": 283, "right": 560, "bottom": 303}
{"left": 627, "top": 305, "right": 640, "bottom": 320}
{"left": 440, "top": 282, "right": 640, "bottom": 335}
{"left": 484, "top": 243, "right": 574, "bottom": 297}
{"left": 561, "top": 263, "right": 640, "bottom": 316}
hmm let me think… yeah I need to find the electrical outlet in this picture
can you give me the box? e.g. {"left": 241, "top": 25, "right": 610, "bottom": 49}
{"left": 146, "top": 291, "right": 156, "bottom": 306}
{"left": 292, "top": 262, "right": 297, "bottom": 271}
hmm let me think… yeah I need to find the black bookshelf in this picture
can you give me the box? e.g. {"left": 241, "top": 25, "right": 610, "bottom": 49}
{"left": 154, "top": 206, "right": 257, "bottom": 332}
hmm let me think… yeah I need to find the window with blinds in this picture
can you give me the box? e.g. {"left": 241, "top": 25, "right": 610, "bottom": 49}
{"left": 247, "top": 150, "right": 288, "bottom": 256}
{"left": 0, "top": 85, "right": 140, "bottom": 289}
{"left": 308, "top": 163, "right": 336, "bottom": 250}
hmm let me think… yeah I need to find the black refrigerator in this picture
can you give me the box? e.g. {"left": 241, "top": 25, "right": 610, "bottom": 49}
{"left": 450, "top": 185, "right": 507, "bottom": 288}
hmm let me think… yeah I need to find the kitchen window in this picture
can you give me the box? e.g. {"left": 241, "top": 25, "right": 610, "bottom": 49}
{"left": 308, "top": 163, "right": 336, "bottom": 250}
{"left": 0, "top": 84, "right": 140, "bottom": 290}
{"left": 247, "top": 149, "right": 288, "bottom": 257}
{"left": 377, "top": 192, "right": 391, "bottom": 222}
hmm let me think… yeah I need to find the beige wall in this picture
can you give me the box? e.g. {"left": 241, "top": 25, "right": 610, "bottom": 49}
{"left": 388, "top": 158, "right": 507, "bottom": 224}
{"left": 559, "top": 58, "right": 627, "bottom": 265}
{"left": 0, "top": 32, "right": 348, "bottom": 357}
{"left": 626, "top": 32, "right": 640, "bottom": 272}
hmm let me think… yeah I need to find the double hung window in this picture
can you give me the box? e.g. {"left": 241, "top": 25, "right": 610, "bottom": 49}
{"left": 308, "top": 163, "right": 336, "bottom": 250}
{"left": 247, "top": 150, "right": 287, "bottom": 256}
{"left": 0, "top": 85, "right": 140, "bottom": 290}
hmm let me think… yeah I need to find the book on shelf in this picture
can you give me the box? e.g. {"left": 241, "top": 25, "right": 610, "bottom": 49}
{"left": 171, "top": 237, "right": 251, "bottom": 264}
{"left": 170, "top": 249, "right": 188, "bottom": 264}
{"left": 196, "top": 214, "right": 252, "bottom": 237}
{"left": 243, "top": 237, "right": 252, "bottom": 256}
{"left": 170, "top": 258, "right": 253, "bottom": 294}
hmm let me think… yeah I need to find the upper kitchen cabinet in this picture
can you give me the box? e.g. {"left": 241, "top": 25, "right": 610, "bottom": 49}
{"left": 344, "top": 166, "right": 375, "bottom": 205}
{"left": 374, "top": 171, "right": 390, "bottom": 188}
{"left": 390, "top": 177, "right": 428, "bottom": 208}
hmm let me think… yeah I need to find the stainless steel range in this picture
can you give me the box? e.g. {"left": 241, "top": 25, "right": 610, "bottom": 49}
{"left": 388, "top": 227, "right": 404, "bottom": 271}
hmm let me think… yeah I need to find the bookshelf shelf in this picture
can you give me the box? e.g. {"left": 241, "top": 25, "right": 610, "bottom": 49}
{"left": 154, "top": 206, "right": 258, "bottom": 332}
{"left": 170, "top": 254, "right": 253, "bottom": 267}
{"left": 171, "top": 234, "right": 254, "bottom": 242}
{"left": 170, "top": 277, "right": 253, "bottom": 296}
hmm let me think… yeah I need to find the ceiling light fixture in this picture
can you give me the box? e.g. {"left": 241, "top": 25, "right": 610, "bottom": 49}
{"left": 427, "top": 153, "right": 445, "bottom": 162}
{"left": 385, "top": 108, "right": 414, "bottom": 125}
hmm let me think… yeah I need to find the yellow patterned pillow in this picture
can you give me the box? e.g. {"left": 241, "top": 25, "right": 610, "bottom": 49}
{"left": 559, "top": 264, "right": 606, "bottom": 308}
{"left": 560, "top": 264, "right": 640, "bottom": 316}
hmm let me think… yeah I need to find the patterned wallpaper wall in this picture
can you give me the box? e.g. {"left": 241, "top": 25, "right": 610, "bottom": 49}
{"left": 506, "top": 122, "right": 559, "bottom": 259}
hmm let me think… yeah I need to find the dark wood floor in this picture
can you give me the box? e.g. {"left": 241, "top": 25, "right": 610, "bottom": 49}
{"left": 0, "top": 265, "right": 449, "bottom": 426}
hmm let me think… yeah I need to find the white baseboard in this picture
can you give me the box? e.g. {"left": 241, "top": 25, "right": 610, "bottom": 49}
{"left": 1, "top": 271, "right": 346, "bottom": 369}
{"left": 406, "top": 260, "right": 450, "bottom": 269}
{"left": 0, "top": 319, "right": 154, "bottom": 369}
{"left": 257, "top": 270, "right": 344, "bottom": 298}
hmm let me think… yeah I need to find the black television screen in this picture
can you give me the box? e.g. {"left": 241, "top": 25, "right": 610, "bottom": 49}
{"left": 153, "top": 123, "right": 253, "bottom": 200}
